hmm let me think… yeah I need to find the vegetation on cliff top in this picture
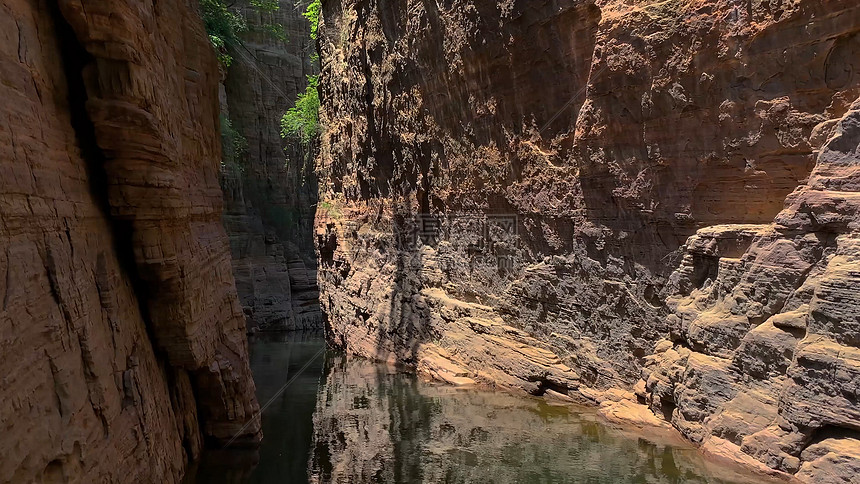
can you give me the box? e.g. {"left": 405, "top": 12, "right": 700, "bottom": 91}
{"left": 200, "top": 0, "right": 246, "bottom": 66}
{"left": 201, "top": 0, "right": 288, "bottom": 171}
{"left": 201, "top": 0, "right": 320, "bottom": 166}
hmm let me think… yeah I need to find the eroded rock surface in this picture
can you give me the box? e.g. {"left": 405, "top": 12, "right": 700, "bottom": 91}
{"left": 219, "top": 0, "right": 322, "bottom": 331}
{"left": 315, "top": 0, "right": 860, "bottom": 480}
{"left": 0, "top": 0, "right": 260, "bottom": 481}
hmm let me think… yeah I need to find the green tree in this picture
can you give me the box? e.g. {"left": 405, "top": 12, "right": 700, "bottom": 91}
{"left": 199, "top": 0, "right": 247, "bottom": 66}
{"left": 200, "top": 0, "right": 289, "bottom": 172}
{"left": 280, "top": 75, "right": 320, "bottom": 146}
{"left": 304, "top": 0, "right": 321, "bottom": 40}
{"left": 280, "top": 0, "right": 322, "bottom": 149}
{"left": 199, "top": 0, "right": 287, "bottom": 66}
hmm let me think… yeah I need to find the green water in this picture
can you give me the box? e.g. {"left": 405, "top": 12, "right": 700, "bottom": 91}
{"left": 187, "top": 333, "right": 770, "bottom": 484}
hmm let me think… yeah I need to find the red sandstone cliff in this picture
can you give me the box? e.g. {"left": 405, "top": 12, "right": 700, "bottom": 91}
{"left": 315, "top": 0, "right": 860, "bottom": 481}
{"left": 0, "top": 0, "right": 260, "bottom": 481}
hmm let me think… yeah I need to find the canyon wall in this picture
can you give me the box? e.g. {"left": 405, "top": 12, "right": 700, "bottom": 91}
{"left": 0, "top": 0, "right": 260, "bottom": 481}
{"left": 219, "top": 0, "right": 323, "bottom": 332}
{"left": 315, "top": 0, "right": 860, "bottom": 480}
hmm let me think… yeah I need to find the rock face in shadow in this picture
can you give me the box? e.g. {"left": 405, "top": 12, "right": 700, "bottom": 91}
{"left": 0, "top": 0, "right": 260, "bottom": 481}
{"left": 219, "top": 0, "right": 322, "bottom": 332}
{"left": 314, "top": 0, "right": 860, "bottom": 480}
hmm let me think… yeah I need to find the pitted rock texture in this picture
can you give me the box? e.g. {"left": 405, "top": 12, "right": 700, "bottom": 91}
{"left": 315, "top": 0, "right": 860, "bottom": 480}
{"left": 219, "top": 0, "right": 322, "bottom": 331}
{"left": 1, "top": 0, "right": 259, "bottom": 481}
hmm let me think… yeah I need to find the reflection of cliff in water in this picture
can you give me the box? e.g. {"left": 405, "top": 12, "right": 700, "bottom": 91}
{"left": 185, "top": 332, "right": 327, "bottom": 484}
{"left": 309, "top": 355, "right": 770, "bottom": 484}
{"left": 187, "top": 336, "right": 776, "bottom": 484}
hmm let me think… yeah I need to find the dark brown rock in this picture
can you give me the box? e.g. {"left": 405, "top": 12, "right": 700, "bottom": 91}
{"left": 314, "top": 0, "right": 860, "bottom": 481}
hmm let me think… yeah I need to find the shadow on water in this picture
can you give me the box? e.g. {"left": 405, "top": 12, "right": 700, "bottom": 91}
{"left": 187, "top": 331, "right": 775, "bottom": 484}
{"left": 185, "top": 331, "right": 327, "bottom": 484}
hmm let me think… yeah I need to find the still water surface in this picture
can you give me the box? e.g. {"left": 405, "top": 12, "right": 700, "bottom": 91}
{"left": 188, "top": 333, "right": 768, "bottom": 484}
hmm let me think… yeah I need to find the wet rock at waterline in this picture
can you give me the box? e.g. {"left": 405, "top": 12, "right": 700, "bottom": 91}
{"left": 189, "top": 334, "right": 778, "bottom": 484}
{"left": 309, "top": 354, "right": 776, "bottom": 484}
{"left": 314, "top": 0, "right": 860, "bottom": 481}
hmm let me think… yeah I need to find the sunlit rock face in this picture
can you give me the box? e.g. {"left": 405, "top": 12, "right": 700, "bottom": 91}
{"left": 308, "top": 355, "right": 769, "bottom": 484}
{"left": 314, "top": 0, "right": 860, "bottom": 480}
{"left": 0, "top": 0, "right": 259, "bottom": 481}
{"left": 219, "top": 0, "right": 322, "bottom": 331}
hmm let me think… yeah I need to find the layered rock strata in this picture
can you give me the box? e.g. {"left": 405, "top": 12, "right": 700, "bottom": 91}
{"left": 315, "top": 0, "right": 860, "bottom": 480}
{"left": 219, "top": 0, "right": 322, "bottom": 331}
{"left": 222, "top": 168, "right": 321, "bottom": 331}
{"left": 0, "top": 0, "right": 260, "bottom": 481}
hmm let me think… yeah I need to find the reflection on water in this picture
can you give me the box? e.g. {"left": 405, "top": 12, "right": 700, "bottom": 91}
{"left": 186, "top": 332, "right": 326, "bottom": 484}
{"left": 188, "top": 333, "right": 766, "bottom": 484}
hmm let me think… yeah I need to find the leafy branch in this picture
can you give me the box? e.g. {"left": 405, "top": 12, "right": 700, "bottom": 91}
{"left": 280, "top": 75, "right": 320, "bottom": 146}
{"left": 200, "top": 0, "right": 288, "bottom": 66}
{"left": 303, "top": 0, "right": 321, "bottom": 40}
{"left": 200, "top": 0, "right": 247, "bottom": 66}
{"left": 280, "top": 1, "right": 322, "bottom": 148}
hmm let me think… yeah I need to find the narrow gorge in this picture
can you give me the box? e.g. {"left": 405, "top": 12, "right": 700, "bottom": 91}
{"left": 1, "top": 0, "right": 859, "bottom": 483}
{"left": 218, "top": 0, "right": 323, "bottom": 332}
